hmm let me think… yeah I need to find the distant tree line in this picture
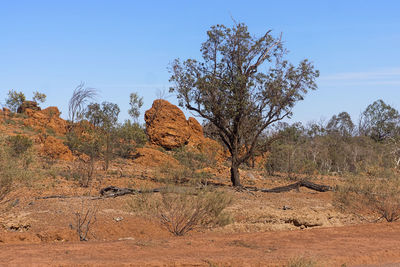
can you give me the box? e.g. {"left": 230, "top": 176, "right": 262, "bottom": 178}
{"left": 259, "top": 99, "right": 400, "bottom": 178}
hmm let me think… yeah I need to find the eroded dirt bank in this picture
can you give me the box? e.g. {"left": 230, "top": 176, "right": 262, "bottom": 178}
{"left": 1, "top": 222, "right": 400, "bottom": 266}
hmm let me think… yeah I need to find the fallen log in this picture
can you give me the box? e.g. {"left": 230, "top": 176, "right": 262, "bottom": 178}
{"left": 255, "top": 180, "right": 333, "bottom": 193}
{"left": 36, "top": 180, "right": 332, "bottom": 201}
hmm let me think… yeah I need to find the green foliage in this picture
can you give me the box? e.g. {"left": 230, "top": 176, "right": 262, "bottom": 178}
{"left": 115, "top": 120, "right": 147, "bottom": 158}
{"left": 264, "top": 109, "right": 400, "bottom": 177}
{"left": 326, "top": 111, "right": 354, "bottom": 137}
{"left": 169, "top": 22, "right": 319, "bottom": 186}
{"left": 32, "top": 91, "right": 46, "bottom": 103}
{"left": 128, "top": 92, "right": 143, "bottom": 121}
{"left": 85, "top": 101, "right": 120, "bottom": 130}
{"left": 6, "top": 135, "right": 33, "bottom": 157}
{"left": 129, "top": 187, "right": 233, "bottom": 236}
{"left": 5, "top": 90, "right": 26, "bottom": 112}
{"left": 172, "top": 146, "right": 216, "bottom": 170}
{"left": 0, "top": 136, "right": 37, "bottom": 199}
{"left": 156, "top": 147, "right": 216, "bottom": 185}
{"left": 4, "top": 90, "right": 46, "bottom": 112}
{"left": 85, "top": 101, "right": 120, "bottom": 170}
{"left": 359, "top": 99, "right": 400, "bottom": 141}
{"left": 65, "top": 121, "right": 102, "bottom": 187}
{"left": 0, "top": 142, "right": 13, "bottom": 200}
{"left": 265, "top": 122, "right": 309, "bottom": 177}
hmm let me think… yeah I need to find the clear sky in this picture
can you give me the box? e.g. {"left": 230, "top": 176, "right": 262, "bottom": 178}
{"left": 1, "top": 0, "right": 399, "bottom": 125}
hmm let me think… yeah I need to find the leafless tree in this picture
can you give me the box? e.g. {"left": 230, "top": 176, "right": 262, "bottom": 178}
{"left": 68, "top": 82, "right": 98, "bottom": 123}
{"left": 73, "top": 199, "right": 98, "bottom": 241}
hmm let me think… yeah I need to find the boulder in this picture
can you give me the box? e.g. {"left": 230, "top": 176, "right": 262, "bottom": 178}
{"left": 23, "top": 106, "right": 68, "bottom": 135}
{"left": 187, "top": 117, "right": 204, "bottom": 145}
{"left": 39, "top": 135, "right": 73, "bottom": 161}
{"left": 134, "top": 147, "right": 180, "bottom": 167}
{"left": 144, "top": 99, "right": 228, "bottom": 163}
{"left": 145, "top": 100, "right": 192, "bottom": 149}
{"left": 17, "top": 101, "right": 41, "bottom": 113}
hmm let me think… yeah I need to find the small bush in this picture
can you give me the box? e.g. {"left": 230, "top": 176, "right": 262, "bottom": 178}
{"left": 172, "top": 146, "right": 216, "bottom": 170}
{"left": 0, "top": 137, "right": 36, "bottom": 199}
{"left": 5, "top": 90, "right": 26, "bottom": 112}
{"left": 129, "top": 187, "right": 233, "bottom": 236}
{"left": 6, "top": 135, "right": 33, "bottom": 157}
{"left": 156, "top": 147, "right": 216, "bottom": 185}
{"left": 334, "top": 176, "right": 400, "bottom": 222}
{"left": 286, "top": 257, "right": 317, "bottom": 267}
{"left": 114, "top": 120, "right": 147, "bottom": 158}
{"left": 72, "top": 199, "right": 98, "bottom": 241}
{"left": 63, "top": 159, "right": 96, "bottom": 187}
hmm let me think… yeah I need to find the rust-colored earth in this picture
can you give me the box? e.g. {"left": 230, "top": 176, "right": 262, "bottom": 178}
{"left": 1, "top": 222, "right": 400, "bottom": 266}
{"left": 2, "top": 104, "right": 400, "bottom": 266}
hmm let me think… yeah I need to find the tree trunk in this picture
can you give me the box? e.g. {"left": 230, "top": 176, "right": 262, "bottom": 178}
{"left": 105, "top": 134, "right": 110, "bottom": 171}
{"left": 230, "top": 160, "right": 241, "bottom": 187}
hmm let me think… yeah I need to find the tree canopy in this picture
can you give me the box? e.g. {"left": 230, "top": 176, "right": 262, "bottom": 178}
{"left": 169, "top": 23, "right": 319, "bottom": 186}
{"left": 359, "top": 99, "right": 400, "bottom": 141}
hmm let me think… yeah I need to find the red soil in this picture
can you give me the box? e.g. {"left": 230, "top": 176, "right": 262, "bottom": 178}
{"left": 1, "top": 222, "right": 400, "bottom": 266}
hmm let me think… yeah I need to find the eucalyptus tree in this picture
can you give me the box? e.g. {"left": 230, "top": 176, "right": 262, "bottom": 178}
{"left": 359, "top": 99, "right": 400, "bottom": 141}
{"left": 85, "top": 101, "right": 120, "bottom": 171}
{"left": 169, "top": 23, "right": 319, "bottom": 186}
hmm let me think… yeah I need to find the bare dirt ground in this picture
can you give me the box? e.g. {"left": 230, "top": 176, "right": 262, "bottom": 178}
{"left": 2, "top": 99, "right": 400, "bottom": 266}
{"left": 1, "top": 173, "right": 399, "bottom": 266}
{"left": 1, "top": 222, "right": 400, "bottom": 266}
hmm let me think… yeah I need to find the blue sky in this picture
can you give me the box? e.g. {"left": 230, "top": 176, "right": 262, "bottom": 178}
{"left": 1, "top": 0, "right": 399, "bottom": 125}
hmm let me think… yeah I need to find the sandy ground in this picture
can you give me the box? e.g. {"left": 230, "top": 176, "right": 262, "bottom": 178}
{"left": 1, "top": 222, "right": 400, "bottom": 266}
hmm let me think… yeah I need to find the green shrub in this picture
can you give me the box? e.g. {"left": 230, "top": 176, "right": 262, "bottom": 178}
{"left": 114, "top": 120, "right": 147, "bottom": 158}
{"left": 5, "top": 90, "right": 26, "bottom": 112}
{"left": 129, "top": 187, "right": 233, "bottom": 236}
{"left": 155, "top": 147, "right": 216, "bottom": 185}
{"left": 286, "top": 257, "right": 317, "bottom": 267}
{"left": 0, "top": 137, "right": 36, "bottom": 199}
{"left": 6, "top": 135, "right": 33, "bottom": 157}
{"left": 172, "top": 146, "right": 216, "bottom": 169}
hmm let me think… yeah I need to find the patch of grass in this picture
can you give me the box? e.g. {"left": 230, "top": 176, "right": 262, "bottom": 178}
{"left": 6, "top": 135, "right": 33, "bottom": 157}
{"left": 60, "top": 160, "right": 96, "bottom": 187}
{"left": 46, "top": 127, "right": 56, "bottom": 136}
{"left": 0, "top": 136, "right": 38, "bottom": 199}
{"left": 129, "top": 187, "right": 233, "bottom": 236}
{"left": 172, "top": 146, "right": 216, "bottom": 170}
{"left": 4, "top": 118, "right": 16, "bottom": 125}
{"left": 229, "top": 239, "right": 258, "bottom": 249}
{"left": 155, "top": 147, "right": 216, "bottom": 185}
{"left": 286, "top": 257, "right": 317, "bottom": 267}
{"left": 334, "top": 175, "right": 400, "bottom": 222}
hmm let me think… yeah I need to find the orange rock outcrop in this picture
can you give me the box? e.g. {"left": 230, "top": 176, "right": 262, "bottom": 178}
{"left": 144, "top": 99, "right": 227, "bottom": 164}
{"left": 24, "top": 107, "right": 68, "bottom": 135}
{"left": 145, "top": 100, "right": 200, "bottom": 149}
{"left": 39, "top": 135, "right": 74, "bottom": 161}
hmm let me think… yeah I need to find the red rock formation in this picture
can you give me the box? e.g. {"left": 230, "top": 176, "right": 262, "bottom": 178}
{"left": 145, "top": 100, "right": 193, "bottom": 149}
{"left": 39, "top": 135, "right": 74, "bottom": 161}
{"left": 144, "top": 99, "right": 228, "bottom": 164}
{"left": 17, "top": 101, "right": 41, "bottom": 113}
{"left": 24, "top": 107, "right": 68, "bottom": 135}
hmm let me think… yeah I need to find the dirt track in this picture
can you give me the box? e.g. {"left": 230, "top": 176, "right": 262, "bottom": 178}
{"left": 1, "top": 222, "right": 400, "bottom": 266}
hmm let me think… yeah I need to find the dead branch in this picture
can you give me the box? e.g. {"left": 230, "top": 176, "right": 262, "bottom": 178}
{"left": 36, "top": 180, "right": 332, "bottom": 201}
{"left": 252, "top": 180, "right": 333, "bottom": 193}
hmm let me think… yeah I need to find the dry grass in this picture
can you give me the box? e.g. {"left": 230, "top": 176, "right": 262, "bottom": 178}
{"left": 0, "top": 136, "right": 38, "bottom": 200}
{"left": 334, "top": 175, "right": 400, "bottom": 222}
{"left": 129, "top": 187, "right": 233, "bottom": 236}
{"left": 286, "top": 256, "right": 317, "bottom": 267}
